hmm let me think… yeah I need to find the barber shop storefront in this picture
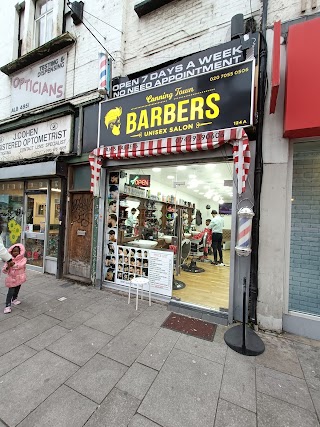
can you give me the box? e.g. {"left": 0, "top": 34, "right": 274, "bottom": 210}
{"left": 0, "top": 115, "right": 72, "bottom": 275}
{"left": 91, "top": 37, "right": 257, "bottom": 322}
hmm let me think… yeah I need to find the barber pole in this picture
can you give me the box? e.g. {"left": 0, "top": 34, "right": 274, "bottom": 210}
{"left": 98, "top": 52, "right": 107, "bottom": 95}
{"left": 235, "top": 207, "right": 254, "bottom": 256}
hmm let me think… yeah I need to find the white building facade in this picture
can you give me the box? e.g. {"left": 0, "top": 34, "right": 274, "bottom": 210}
{"left": 1, "top": 0, "right": 320, "bottom": 339}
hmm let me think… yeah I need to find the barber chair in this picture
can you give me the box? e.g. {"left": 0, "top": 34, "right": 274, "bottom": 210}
{"left": 172, "top": 238, "right": 191, "bottom": 290}
{"left": 181, "top": 233, "right": 206, "bottom": 273}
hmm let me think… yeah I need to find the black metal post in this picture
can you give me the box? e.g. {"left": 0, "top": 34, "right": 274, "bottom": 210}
{"left": 242, "top": 278, "right": 247, "bottom": 353}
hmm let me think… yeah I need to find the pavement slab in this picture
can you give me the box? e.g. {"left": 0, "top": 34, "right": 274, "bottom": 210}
{"left": 44, "top": 296, "right": 94, "bottom": 321}
{"left": 117, "top": 362, "right": 158, "bottom": 400}
{"left": 256, "top": 365, "right": 315, "bottom": 412}
{"left": 15, "top": 299, "right": 61, "bottom": 320}
{"left": 59, "top": 310, "right": 96, "bottom": 330}
{"left": 135, "top": 305, "right": 170, "bottom": 328}
{"left": 137, "top": 328, "right": 180, "bottom": 371}
{"left": 99, "top": 321, "right": 158, "bottom": 366}
{"left": 293, "top": 342, "right": 320, "bottom": 391}
{"left": 310, "top": 388, "right": 320, "bottom": 419}
{"left": 0, "top": 345, "right": 37, "bottom": 377}
{"left": 0, "top": 349, "right": 78, "bottom": 426}
{"left": 47, "top": 325, "right": 112, "bottom": 366}
{"left": 25, "top": 325, "right": 70, "bottom": 351}
{"left": 175, "top": 333, "right": 227, "bottom": 365}
{"left": 255, "top": 334, "right": 304, "bottom": 378}
{"left": 17, "top": 385, "right": 97, "bottom": 427}
{"left": 0, "top": 315, "right": 26, "bottom": 334}
{"left": 257, "top": 392, "right": 320, "bottom": 427}
{"left": 66, "top": 354, "right": 128, "bottom": 404}
{"left": 220, "top": 353, "right": 256, "bottom": 413}
{"left": 0, "top": 314, "right": 60, "bottom": 357}
{"left": 128, "top": 414, "right": 161, "bottom": 427}
{"left": 84, "top": 305, "right": 140, "bottom": 336}
{"left": 138, "top": 348, "right": 223, "bottom": 427}
{"left": 84, "top": 388, "right": 140, "bottom": 427}
{"left": 214, "top": 399, "right": 257, "bottom": 427}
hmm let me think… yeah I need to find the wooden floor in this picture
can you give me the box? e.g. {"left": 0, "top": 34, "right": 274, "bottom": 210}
{"left": 172, "top": 250, "right": 230, "bottom": 311}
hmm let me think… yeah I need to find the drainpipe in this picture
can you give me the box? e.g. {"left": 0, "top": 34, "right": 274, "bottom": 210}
{"left": 249, "top": 0, "right": 268, "bottom": 324}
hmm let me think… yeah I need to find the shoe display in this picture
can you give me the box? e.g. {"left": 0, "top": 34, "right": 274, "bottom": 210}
{"left": 4, "top": 307, "right": 11, "bottom": 314}
{"left": 12, "top": 300, "right": 21, "bottom": 305}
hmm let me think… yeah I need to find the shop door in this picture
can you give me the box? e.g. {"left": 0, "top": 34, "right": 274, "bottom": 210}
{"left": 24, "top": 190, "right": 48, "bottom": 270}
{"left": 67, "top": 192, "right": 93, "bottom": 279}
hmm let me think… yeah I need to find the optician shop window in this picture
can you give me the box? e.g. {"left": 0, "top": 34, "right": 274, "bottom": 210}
{"left": 0, "top": 181, "right": 24, "bottom": 247}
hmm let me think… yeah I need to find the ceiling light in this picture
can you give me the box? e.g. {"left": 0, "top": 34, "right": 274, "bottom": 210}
{"left": 213, "top": 195, "right": 219, "bottom": 202}
{"left": 167, "top": 175, "right": 174, "bottom": 179}
{"left": 219, "top": 199, "right": 224, "bottom": 204}
{"left": 199, "top": 192, "right": 204, "bottom": 195}
{"left": 188, "top": 181, "right": 198, "bottom": 188}
{"left": 177, "top": 165, "right": 187, "bottom": 170}
{"left": 152, "top": 167, "right": 161, "bottom": 172}
{"left": 194, "top": 189, "right": 199, "bottom": 192}
{"left": 189, "top": 174, "right": 196, "bottom": 179}
{"left": 205, "top": 163, "right": 215, "bottom": 168}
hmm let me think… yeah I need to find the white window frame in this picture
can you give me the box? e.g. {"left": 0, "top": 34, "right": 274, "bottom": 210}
{"left": 34, "top": 0, "right": 54, "bottom": 47}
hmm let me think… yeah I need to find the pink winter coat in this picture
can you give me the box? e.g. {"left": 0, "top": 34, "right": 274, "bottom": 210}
{"left": 2, "top": 243, "right": 27, "bottom": 288}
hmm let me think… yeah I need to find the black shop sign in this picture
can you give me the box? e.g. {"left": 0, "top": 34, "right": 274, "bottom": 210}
{"left": 112, "top": 34, "right": 258, "bottom": 98}
{"left": 99, "top": 60, "right": 254, "bottom": 147}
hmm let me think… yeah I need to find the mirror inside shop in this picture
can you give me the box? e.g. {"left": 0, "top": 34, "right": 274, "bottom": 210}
{"left": 105, "top": 161, "right": 234, "bottom": 313}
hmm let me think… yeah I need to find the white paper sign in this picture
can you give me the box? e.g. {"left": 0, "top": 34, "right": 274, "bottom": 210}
{"left": 0, "top": 115, "right": 72, "bottom": 162}
{"left": 148, "top": 249, "right": 173, "bottom": 296}
{"left": 114, "top": 245, "right": 173, "bottom": 297}
{"left": 10, "top": 53, "right": 67, "bottom": 115}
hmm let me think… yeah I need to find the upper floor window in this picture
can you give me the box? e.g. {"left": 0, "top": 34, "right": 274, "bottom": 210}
{"left": 35, "top": 0, "right": 54, "bottom": 47}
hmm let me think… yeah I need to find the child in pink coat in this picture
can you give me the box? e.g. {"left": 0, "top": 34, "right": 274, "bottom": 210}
{"left": 2, "top": 243, "right": 26, "bottom": 314}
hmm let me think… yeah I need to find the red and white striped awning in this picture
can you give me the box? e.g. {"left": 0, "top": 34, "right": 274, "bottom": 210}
{"left": 89, "top": 127, "right": 250, "bottom": 196}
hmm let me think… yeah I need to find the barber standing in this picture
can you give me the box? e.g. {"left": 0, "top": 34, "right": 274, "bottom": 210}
{"left": 208, "top": 210, "right": 224, "bottom": 266}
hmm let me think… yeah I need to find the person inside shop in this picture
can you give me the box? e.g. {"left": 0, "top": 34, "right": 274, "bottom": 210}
{"left": 208, "top": 210, "right": 224, "bottom": 265}
{"left": 192, "top": 219, "right": 213, "bottom": 260}
{"left": 125, "top": 208, "right": 137, "bottom": 234}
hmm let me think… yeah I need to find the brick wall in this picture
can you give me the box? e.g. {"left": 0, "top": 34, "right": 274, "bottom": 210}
{"left": 289, "top": 147, "right": 320, "bottom": 316}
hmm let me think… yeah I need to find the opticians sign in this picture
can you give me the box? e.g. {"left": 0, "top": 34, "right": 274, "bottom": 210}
{"left": 0, "top": 115, "right": 72, "bottom": 162}
{"left": 99, "top": 60, "right": 254, "bottom": 147}
{"left": 10, "top": 53, "right": 67, "bottom": 115}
